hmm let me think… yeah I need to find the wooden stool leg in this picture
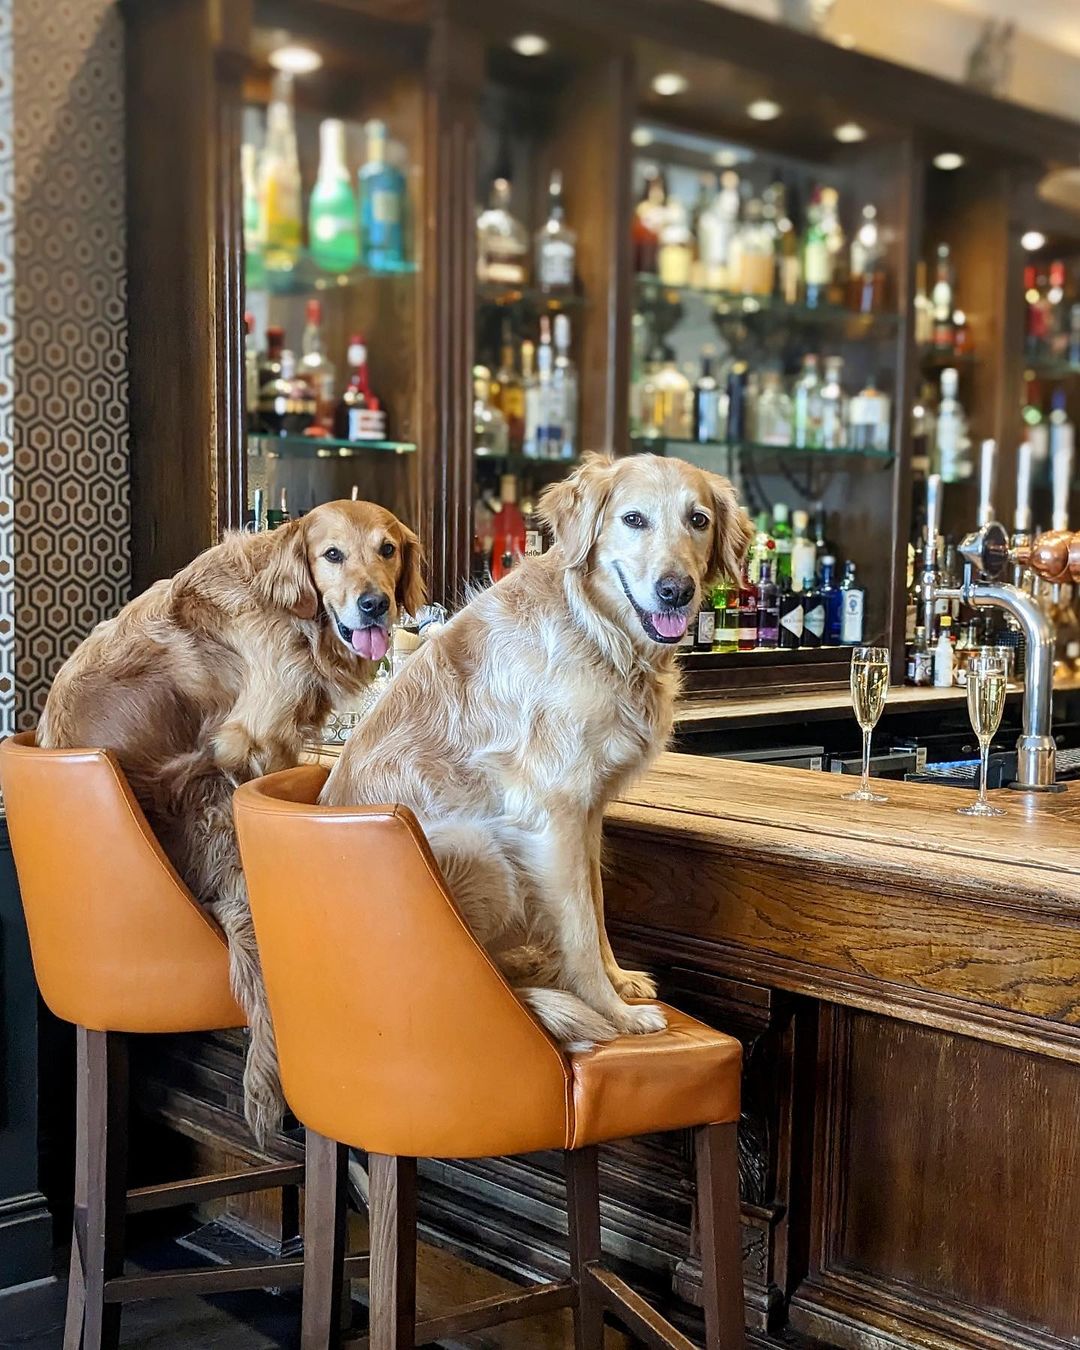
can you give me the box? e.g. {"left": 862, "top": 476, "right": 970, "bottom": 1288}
{"left": 301, "top": 1131, "right": 348, "bottom": 1350}
{"left": 695, "top": 1123, "right": 745, "bottom": 1350}
{"left": 367, "top": 1154, "right": 416, "bottom": 1350}
{"left": 63, "top": 1026, "right": 91, "bottom": 1350}
{"left": 81, "top": 1030, "right": 128, "bottom": 1350}
{"left": 565, "top": 1148, "right": 604, "bottom": 1350}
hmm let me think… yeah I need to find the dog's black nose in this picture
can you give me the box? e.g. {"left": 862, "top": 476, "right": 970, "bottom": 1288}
{"left": 357, "top": 590, "right": 390, "bottom": 620}
{"left": 654, "top": 574, "right": 695, "bottom": 609}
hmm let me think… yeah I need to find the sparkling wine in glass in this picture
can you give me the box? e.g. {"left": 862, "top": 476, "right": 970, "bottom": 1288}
{"left": 845, "top": 646, "right": 890, "bottom": 802}
{"left": 958, "top": 650, "right": 1007, "bottom": 817}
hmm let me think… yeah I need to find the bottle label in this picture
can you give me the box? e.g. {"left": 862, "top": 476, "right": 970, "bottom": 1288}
{"left": 372, "top": 190, "right": 401, "bottom": 225}
{"left": 540, "top": 242, "right": 574, "bottom": 288}
{"left": 525, "top": 529, "right": 544, "bottom": 557}
{"left": 804, "top": 601, "right": 826, "bottom": 639}
{"left": 696, "top": 610, "right": 716, "bottom": 646}
{"left": 346, "top": 406, "right": 388, "bottom": 442}
{"left": 804, "top": 240, "right": 830, "bottom": 286}
{"left": 781, "top": 601, "right": 804, "bottom": 638}
{"left": 840, "top": 590, "right": 865, "bottom": 644}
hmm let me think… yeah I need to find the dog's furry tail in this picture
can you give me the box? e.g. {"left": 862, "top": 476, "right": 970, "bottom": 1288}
{"left": 515, "top": 987, "right": 619, "bottom": 1053}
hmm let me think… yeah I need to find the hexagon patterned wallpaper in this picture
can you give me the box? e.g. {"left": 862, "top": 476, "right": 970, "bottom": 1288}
{"left": 0, "top": 2, "right": 13, "bottom": 736}
{"left": 11, "top": 0, "right": 130, "bottom": 731}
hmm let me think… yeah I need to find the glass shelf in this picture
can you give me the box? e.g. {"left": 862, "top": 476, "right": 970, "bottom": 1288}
{"left": 246, "top": 253, "right": 418, "bottom": 298}
{"left": 635, "top": 275, "right": 900, "bottom": 330}
{"left": 632, "top": 434, "right": 894, "bottom": 462}
{"left": 1024, "top": 357, "right": 1080, "bottom": 380}
{"left": 919, "top": 346, "right": 978, "bottom": 368}
{"left": 475, "top": 450, "right": 579, "bottom": 471}
{"left": 248, "top": 433, "right": 417, "bottom": 458}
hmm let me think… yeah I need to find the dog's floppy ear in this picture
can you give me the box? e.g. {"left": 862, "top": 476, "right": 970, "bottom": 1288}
{"left": 538, "top": 452, "right": 618, "bottom": 569}
{"left": 256, "top": 517, "right": 319, "bottom": 620}
{"left": 703, "top": 471, "right": 754, "bottom": 584}
{"left": 395, "top": 522, "right": 426, "bottom": 618}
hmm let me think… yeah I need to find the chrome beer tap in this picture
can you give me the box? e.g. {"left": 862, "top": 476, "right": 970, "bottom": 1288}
{"left": 920, "top": 462, "right": 1060, "bottom": 792}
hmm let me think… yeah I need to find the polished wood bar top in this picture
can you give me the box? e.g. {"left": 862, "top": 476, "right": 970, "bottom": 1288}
{"left": 606, "top": 752, "right": 1080, "bottom": 918}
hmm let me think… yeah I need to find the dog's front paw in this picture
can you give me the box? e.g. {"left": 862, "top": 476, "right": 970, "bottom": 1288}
{"left": 614, "top": 1002, "right": 668, "bottom": 1036}
{"left": 610, "top": 966, "right": 658, "bottom": 1000}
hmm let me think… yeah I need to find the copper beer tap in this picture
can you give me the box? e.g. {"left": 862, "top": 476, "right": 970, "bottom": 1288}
{"left": 1014, "top": 529, "right": 1080, "bottom": 586}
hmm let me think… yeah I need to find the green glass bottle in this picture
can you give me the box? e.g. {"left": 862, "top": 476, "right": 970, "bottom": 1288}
{"left": 308, "top": 118, "right": 361, "bottom": 274}
{"left": 713, "top": 580, "right": 739, "bottom": 654}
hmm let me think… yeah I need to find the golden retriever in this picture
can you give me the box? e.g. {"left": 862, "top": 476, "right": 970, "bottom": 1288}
{"left": 322, "top": 454, "right": 752, "bottom": 1043}
{"left": 38, "top": 499, "right": 423, "bottom": 1140}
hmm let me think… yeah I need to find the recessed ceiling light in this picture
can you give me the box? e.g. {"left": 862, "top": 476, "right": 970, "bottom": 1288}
{"left": 268, "top": 44, "right": 323, "bottom": 75}
{"left": 714, "top": 149, "right": 740, "bottom": 168}
{"left": 651, "top": 72, "right": 688, "bottom": 97}
{"left": 1021, "top": 230, "right": 1047, "bottom": 251}
{"left": 747, "top": 99, "right": 782, "bottom": 122}
{"left": 933, "top": 151, "right": 965, "bottom": 171}
{"left": 510, "top": 32, "right": 549, "bottom": 57}
{"left": 631, "top": 127, "right": 655, "bottom": 147}
{"left": 834, "top": 122, "right": 867, "bottom": 144}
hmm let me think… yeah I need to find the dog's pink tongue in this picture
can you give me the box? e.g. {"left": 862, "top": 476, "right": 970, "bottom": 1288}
{"left": 351, "top": 625, "right": 389, "bottom": 661}
{"left": 652, "top": 611, "right": 688, "bottom": 640}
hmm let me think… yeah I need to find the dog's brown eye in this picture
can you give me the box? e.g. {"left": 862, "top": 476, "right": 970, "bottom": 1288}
{"left": 379, "top": 540, "right": 396, "bottom": 558}
{"left": 622, "top": 511, "right": 647, "bottom": 530}
{"left": 324, "top": 547, "right": 345, "bottom": 564}
{"left": 690, "top": 511, "right": 710, "bottom": 531}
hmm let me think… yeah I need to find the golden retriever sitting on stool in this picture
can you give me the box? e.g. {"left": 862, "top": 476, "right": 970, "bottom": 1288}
{"left": 38, "top": 499, "right": 423, "bottom": 1141}
{"left": 322, "top": 454, "right": 752, "bottom": 1043}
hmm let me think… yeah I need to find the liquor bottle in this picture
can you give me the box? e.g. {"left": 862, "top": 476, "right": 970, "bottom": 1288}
{"left": 299, "top": 299, "right": 337, "bottom": 429}
{"left": 473, "top": 365, "right": 509, "bottom": 456}
{"left": 244, "top": 313, "right": 259, "bottom": 429}
{"left": 309, "top": 118, "right": 362, "bottom": 273}
{"left": 535, "top": 320, "right": 556, "bottom": 458}
{"left": 695, "top": 594, "right": 716, "bottom": 650}
{"left": 714, "top": 580, "right": 740, "bottom": 653}
{"left": 694, "top": 348, "right": 725, "bottom": 444}
{"left": 523, "top": 496, "right": 546, "bottom": 558}
{"left": 802, "top": 579, "right": 827, "bottom": 648}
{"left": 820, "top": 187, "right": 848, "bottom": 307}
{"left": 933, "top": 615, "right": 955, "bottom": 687}
{"left": 490, "top": 474, "right": 526, "bottom": 581}
{"left": 257, "top": 349, "right": 313, "bottom": 437}
{"left": 931, "top": 244, "right": 954, "bottom": 351}
{"left": 755, "top": 371, "right": 793, "bottom": 446}
{"left": 793, "top": 354, "right": 823, "bottom": 448}
{"left": 818, "top": 555, "right": 842, "bottom": 643}
{"left": 771, "top": 503, "right": 793, "bottom": 584}
{"left": 260, "top": 74, "right": 302, "bottom": 275}
{"left": 907, "top": 624, "right": 932, "bottom": 685}
{"left": 935, "top": 367, "right": 969, "bottom": 482}
{"left": 266, "top": 487, "right": 290, "bottom": 530}
{"left": 813, "top": 502, "right": 833, "bottom": 563}
{"left": 748, "top": 512, "right": 774, "bottom": 584}
{"left": 658, "top": 198, "right": 693, "bottom": 288}
{"left": 359, "top": 120, "right": 406, "bottom": 272}
{"left": 756, "top": 560, "right": 779, "bottom": 649}
{"left": 655, "top": 357, "right": 693, "bottom": 440}
{"left": 521, "top": 339, "right": 540, "bottom": 458}
{"left": 790, "top": 509, "right": 816, "bottom": 593}
{"left": 911, "top": 383, "right": 935, "bottom": 477}
{"left": 839, "top": 561, "right": 866, "bottom": 644}
{"left": 737, "top": 564, "right": 758, "bottom": 651}
{"left": 803, "top": 189, "right": 830, "bottom": 308}
{"left": 819, "top": 356, "right": 846, "bottom": 450}
{"left": 778, "top": 583, "right": 804, "bottom": 650}
{"left": 631, "top": 168, "right": 666, "bottom": 276}
{"left": 726, "top": 361, "right": 750, "bottom": 442}
{"left": 775, "top": 181, "right": 801, "bottom": 305}
{"left": 737, "top": 198, "right": 774, "bottom": 297}
{"left": 849, "top": 204, "right": 885, "bottom": 313}
{"left": 951, "top": 309, "right": 973, "bottom": 357}
{"left": 697, "top": 171, "right": 738, "bottom": 292}
{"left": 1047, "top": 260, "right": 1067, "bottom": 354}
{"left": 334, "top": 334, "right": 388, "bottom": 441}
{"left": 914, "top": 260, "right": 933, "bottom": 346}
{"left": 494, "top": 323, "right": 524, "bottom": 453}
{"left": 535, "top": 169, "right": 576, "bottom": 294}
{"left": 1068, "top": 304, "right": 1080, "bottom": 366}
{"left": 477, "top": 177, "right": 528, "bottom": 286}
{"left": 848, "top": 374, "right": 891, "bottom": 452}
{"left": 552, "top": 313, "right": 578, "bottom": 459}
{"left": 241, "top": 143, "right": 265, "bottom": 289}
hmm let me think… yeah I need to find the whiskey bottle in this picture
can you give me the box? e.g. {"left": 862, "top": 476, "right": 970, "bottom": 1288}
{"left": 258, "top": 325, "right": 285, "bottom": 390}
{"left": 494, "top": 323, "right": 524, "bottom": 453}
{"left": 535, "top": 169, "right": 576, "bottom": 295}
{"left": 257, "top": 349, "right": 313, "bottom": 437}
{"left": 334, "top": 335, "right": 388, "bottom": 442}
{"left": 477, "top": 177, "right": 528, "bottom": 286}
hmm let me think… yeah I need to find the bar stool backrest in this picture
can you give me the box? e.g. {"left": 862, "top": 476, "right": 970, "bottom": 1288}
{"left": 0, "top": 731, "right": 243, "bottom": 1033}
{"left": 234, "top": 765, "right": 573, "bottom": 1159}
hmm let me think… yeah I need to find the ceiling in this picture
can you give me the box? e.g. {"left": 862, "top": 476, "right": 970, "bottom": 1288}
{"left": 936, "top": 0, "right": 1080, "bottom": 60}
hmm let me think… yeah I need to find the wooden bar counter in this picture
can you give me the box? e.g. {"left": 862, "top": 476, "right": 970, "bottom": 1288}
{"left": 602, "top": 753, "right": 1080, "bottom": 1350}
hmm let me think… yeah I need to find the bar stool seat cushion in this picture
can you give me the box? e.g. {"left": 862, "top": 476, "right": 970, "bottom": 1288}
{"left": 568, "top": 1006, "right": 741, "bottom": 1148}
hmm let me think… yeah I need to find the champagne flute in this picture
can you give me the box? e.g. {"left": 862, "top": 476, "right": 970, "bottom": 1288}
{"left": 958, "top": 650, "right": 1007, "bottom": 817}
{"left": 844, "top": 646, "right": 890, "bottom": 803}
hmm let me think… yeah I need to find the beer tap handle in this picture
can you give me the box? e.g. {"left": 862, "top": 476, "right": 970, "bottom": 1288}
{"left": 1051, "top": 423, "right": 1074, "bottom": 532}
{"left": 978, "top": 439, "right": 996, "bottom": 527}
{"left": 1014, "top": 439, "right": 1033, "bottom": 534}
{"left": 924, "top": 473, "right": 942, "bottom": 566}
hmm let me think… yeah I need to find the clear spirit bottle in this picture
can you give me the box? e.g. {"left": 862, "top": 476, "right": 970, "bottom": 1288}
{"left": 552, "top": 313, "right": 578, "bottom": 459}
{"left": 755, "top": 370, "right": 793, "bottom": 446}
{"left": 819, "top": 356, "right": 846, "bottom": 449}
{"left": 473, "top": 365, "right": 509, "bottom": 457}
{"left": 793, "top": 353, "right": 823, "bottom": 448}
{"left": 535, "top": 170, "right": 576, "bottom": 295}
{"left": 477, "top": 177, "right": 528, "bottom": 286}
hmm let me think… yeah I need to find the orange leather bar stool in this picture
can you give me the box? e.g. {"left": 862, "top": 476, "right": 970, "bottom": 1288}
{"left": 234, "top": 764, "right": 745, "bottom": 1350}
{"left": 0, "top": 732, "right": 362, "bottom": 1350}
